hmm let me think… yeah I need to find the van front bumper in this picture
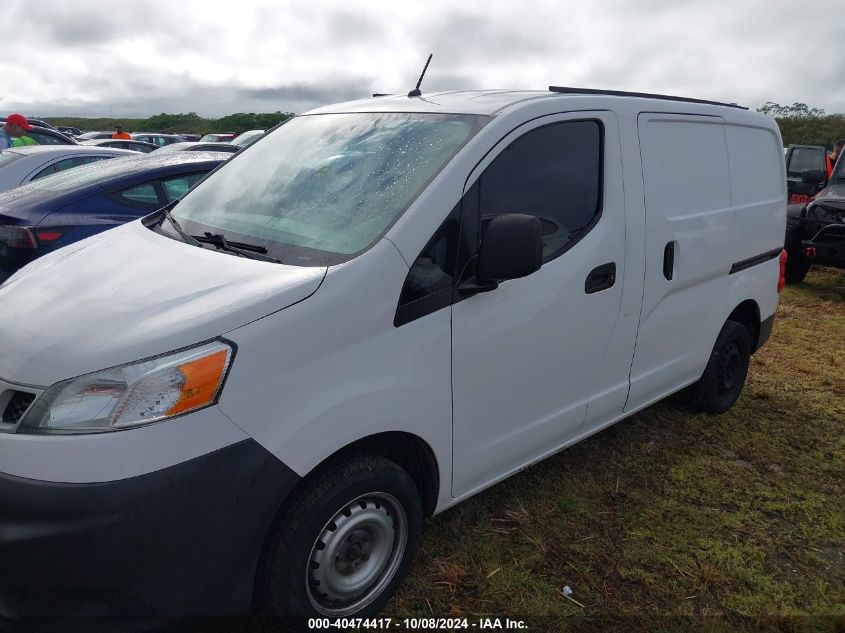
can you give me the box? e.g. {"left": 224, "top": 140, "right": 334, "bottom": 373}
{"left": 0, "top": 439, "right": 300, "bottom": 619}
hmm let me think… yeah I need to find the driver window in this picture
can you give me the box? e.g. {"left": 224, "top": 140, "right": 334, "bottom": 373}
{"left": 477, "top": 120, "right": 602, "bottom": 262}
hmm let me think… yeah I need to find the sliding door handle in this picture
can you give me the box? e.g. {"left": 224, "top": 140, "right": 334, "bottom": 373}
{"left": 663, "top": 242, "right": 675, "bottom": 280}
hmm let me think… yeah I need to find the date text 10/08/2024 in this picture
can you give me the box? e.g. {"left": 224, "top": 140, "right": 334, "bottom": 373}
{"left": 308, "top": 618, "right": 529, "bottom": 630}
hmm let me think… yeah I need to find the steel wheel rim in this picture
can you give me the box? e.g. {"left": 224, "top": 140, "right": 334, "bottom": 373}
{"left": 306, "top": 492, "right": 408, "bottom": 617}
{"left": 718, "top": 341, "right": 742, "bottom": 394}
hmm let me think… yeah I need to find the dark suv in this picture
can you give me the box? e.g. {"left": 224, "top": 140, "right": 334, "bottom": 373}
{"left": 785, "top": 144, "right": 831, "bottom": 205}
{"left": 784, "top": 153, "right": 845, "bottom": 283}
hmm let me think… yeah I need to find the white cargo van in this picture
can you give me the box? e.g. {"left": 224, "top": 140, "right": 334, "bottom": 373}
{"left": 0, "top": 88, "right": 786, "bottom": 620}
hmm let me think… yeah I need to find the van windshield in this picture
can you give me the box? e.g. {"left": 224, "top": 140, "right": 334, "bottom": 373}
{"left": 170, "top": 112, "right": 487, "bottom": 266}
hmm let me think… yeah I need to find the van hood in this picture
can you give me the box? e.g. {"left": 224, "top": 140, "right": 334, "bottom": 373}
{"left": 0, "top": 220, "right": 326, "bottom": 386}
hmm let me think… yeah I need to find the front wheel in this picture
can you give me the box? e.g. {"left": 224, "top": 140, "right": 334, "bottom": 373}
{"left": 259, "top": 455, "right": 423, "bottom": 621}
{"left": 688, "top": 320, "right": 752, "bottom": 414}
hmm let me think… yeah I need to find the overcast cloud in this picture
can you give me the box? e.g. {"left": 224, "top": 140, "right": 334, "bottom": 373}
{"left": 1, "top": 0, "right": 843, "bottom": 118}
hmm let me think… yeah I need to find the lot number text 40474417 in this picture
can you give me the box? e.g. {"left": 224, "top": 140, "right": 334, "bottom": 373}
{"left": 308, "top": 617, "right": 529, "bottom": 630}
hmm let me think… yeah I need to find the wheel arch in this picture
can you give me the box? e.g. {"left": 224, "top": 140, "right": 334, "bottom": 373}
{"left": 313, "top": 431, "right": 440, "bottom": 518}
{"left": 252, "top": 431, "right": 439, "bottom": 609}
{"left": 270, "top": 431, "right": 440, "bottom": 522}
{"left": 727, "top": 299, "right": 761, "bottom": 352}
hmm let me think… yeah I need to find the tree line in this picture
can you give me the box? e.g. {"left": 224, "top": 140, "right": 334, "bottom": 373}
{"left": 757, "top": 102, "right": 845, "bottom": 148}
{"left": 44, "top": 111, "right": 294, "bottom": 135}
{"left": 43, "top": 102, "right": 845, "bottom": 147}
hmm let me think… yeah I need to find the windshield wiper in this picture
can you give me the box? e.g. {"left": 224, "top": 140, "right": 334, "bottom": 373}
{"left": 160, "top": 209, "right": 283, "bottom": 264}
{"left": 193, "top": 232, "right": 284, "bottom": 264}
{"left": 162, "top": 209, "right": 203, "bottom": 247}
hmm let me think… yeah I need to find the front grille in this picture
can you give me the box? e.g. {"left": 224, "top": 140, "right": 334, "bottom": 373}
{"left": 815, "top": 204, "right": 845, "bottom": 223}
{"left": 815, "top": 225, "right": 845, "bottom": 245}
{"left": 2, "top": 391, "right": 35, "bottom": 424}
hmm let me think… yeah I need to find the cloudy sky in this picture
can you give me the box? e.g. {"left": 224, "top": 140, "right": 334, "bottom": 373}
{"left": 2, "top": 0, "right": 844, "bottom": 118}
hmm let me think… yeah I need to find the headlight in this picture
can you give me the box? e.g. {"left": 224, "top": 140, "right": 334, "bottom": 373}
{"left": 809, "top": 203, "right": 828, "bottom": 220}
{"left": 18, "top": 340, "right": 234, "bottom": 434}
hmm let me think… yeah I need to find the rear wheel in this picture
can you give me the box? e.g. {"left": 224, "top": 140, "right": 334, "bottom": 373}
{"left": 689, "top": 320, "right": 752, "bottom": 414}
{"left": 259, "top": 455, "right": 422, "bottom": 622}
{"left": 784, "top": 252, "right": 811, "bottom": 284}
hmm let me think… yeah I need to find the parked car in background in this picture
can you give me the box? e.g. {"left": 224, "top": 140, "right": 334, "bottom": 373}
{"left": 75, "top": 131, "right": 114, "bottom": 141}
{"left": 0, "top": 89, "right": 786, "bottom": 621}
{"left": 199, "top": 132, "right": 235, "bottom": 142}
{"left": 785, "top": 144, "right": 830, "bottom": 207}
{"left": 0, "top": 151, "right": 226, "bottom": 281}
{"left": 231, "top": 129, "right": 265, "bottom": 147}
{"left": 0, "top": 119, "right": 78, "bottom": 145}
{"left": 26, "top": 126, "right": 78, "bottom": 146}
{"left": 80, "top": 138, "right": 158, "bottom": 153}
{"left": 56, "top": 126, "right": 83, "bottom": 137}
{"left": 156, "top": 141, "right": 240, "bottom": 154}
{"left": 14, "top": 117, "right": 58, "bottom": 131}
{"left": 784, "top": 153, "right": 845, "bottom": 282}
{"left": 180, "top": 134, "right": 202, "bottom": 142}
{"left": 132, "top": 133, "right": 187, "bottom": 146}
{"left": 0, "top": 145, "right": 136, "bottom": 193}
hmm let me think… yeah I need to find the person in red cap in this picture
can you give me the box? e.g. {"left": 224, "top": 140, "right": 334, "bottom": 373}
{"left": 0, "top": 114, "right": 33, "bottom": 150}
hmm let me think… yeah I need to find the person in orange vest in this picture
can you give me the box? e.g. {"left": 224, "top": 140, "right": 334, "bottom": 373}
{"left": 112, "top": 125, "right": 131, "bottom": 140}
{"left": 828, "top": 139, "right": 844, "bottom": 177}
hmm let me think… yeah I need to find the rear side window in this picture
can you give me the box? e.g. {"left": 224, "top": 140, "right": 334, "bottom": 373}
{"left": 477, "top": 120, "right": 602, "bottom": 261}
{"left": 161, "top": 172, "right": 207, "bottom": 202}
{"left": 31, "top": 156, "right": 111, "bottom": 181}
{"left": 787, "top": 147, "right": 826, "bottom": 178}
{"left": 28, "top": 131, "right": 65, "bottom": 145}
{"left": 119, "top": 182, "right": 160, "bottom": 205}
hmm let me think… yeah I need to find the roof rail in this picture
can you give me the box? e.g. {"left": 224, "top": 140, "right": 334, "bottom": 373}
{"left": 548, "top": 86, "right": 747, "bottom": 110}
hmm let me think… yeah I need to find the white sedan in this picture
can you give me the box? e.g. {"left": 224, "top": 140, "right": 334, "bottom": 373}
{"left": 0, "top": 145, "right": 136, "bottom": 193}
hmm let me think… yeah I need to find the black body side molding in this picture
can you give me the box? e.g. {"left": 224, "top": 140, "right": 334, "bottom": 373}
{"left": 729, "top": 248, "right": 783, "bottom": 275}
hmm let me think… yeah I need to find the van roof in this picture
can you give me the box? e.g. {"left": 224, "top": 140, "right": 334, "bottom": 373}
{"left": 306, "top": 88, "right": 748, "bottom": 117}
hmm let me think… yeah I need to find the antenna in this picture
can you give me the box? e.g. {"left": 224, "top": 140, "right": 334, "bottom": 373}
{"left": 408, "top": 53, "right": 433, "bottom": 98}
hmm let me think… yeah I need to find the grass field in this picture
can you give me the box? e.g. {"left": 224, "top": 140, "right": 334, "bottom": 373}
{"left": 387, "top": 267, "right": 845, "bottom": 631}
{"left": 217, "top": 267, "right": 843, "bottom": 633}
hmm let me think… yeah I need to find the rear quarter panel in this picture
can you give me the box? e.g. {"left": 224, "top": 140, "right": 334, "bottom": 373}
{"left": 725, "top": 114, "right": 785, "bottom": 321}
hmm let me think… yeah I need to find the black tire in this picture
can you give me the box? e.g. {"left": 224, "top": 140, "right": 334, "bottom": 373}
{"left": 784, "top": 252, "right": 810, "bottom": 284}
{"left": 258, "top": 455, "right": 423, "bottom": 623}
{"left": 689, "top": 320, "right": 752, "bottom": 415}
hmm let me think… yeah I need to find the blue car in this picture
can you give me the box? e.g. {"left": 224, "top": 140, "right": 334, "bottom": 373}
{"left": 0, "top": 152, "right": 228, "bottom": 283}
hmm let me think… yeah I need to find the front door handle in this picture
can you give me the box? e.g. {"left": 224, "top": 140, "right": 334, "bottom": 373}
{"left": 585, "top": 263, "right": 616, "bottom": 294}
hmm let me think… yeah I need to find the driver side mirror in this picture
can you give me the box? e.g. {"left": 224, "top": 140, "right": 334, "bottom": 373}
{"left": 802, "top": 169, "right": 825, "bottom": 185}
{"left": 477, "top": 213, "right": 543, "bottom": 282}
